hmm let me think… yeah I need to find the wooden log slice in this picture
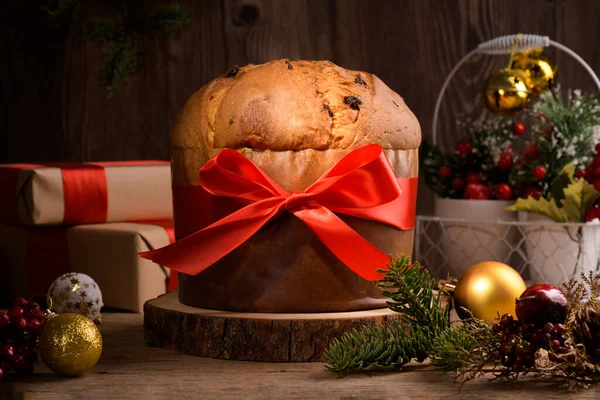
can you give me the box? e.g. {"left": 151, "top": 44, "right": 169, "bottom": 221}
{"left": 144, "top": 291, "right": 403, "bottom": 362}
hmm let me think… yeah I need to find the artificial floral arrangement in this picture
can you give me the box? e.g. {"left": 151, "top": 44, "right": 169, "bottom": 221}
{"left": 324, "top": 255, "right": 600, "bottom": 390}
{"left": 421, "top": 87, "right": 600, "bottom": 222}
{"left": 507, "top": 89, "right": 600, "bottom": 222}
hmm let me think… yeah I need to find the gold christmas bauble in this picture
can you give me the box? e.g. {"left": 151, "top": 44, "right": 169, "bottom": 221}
{"left": 484, "top": 68, "right": 532, "bottom": 115}
{"left": 511, "top": 48, "right": 557, "bottom": 94}
{"left": 453, "top": 261, "right": 526, "bottom": 322}
{"left": 38, "top": 313, "right": 103, "bottom": 376}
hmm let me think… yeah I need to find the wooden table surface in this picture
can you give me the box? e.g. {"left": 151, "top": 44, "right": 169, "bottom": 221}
{"left": 1, "top": 313, "right": 599, "bottom": 400}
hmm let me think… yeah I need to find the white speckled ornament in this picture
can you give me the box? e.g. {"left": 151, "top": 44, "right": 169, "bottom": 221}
{"left": 48, "top": 273, "right": 103, "bottom": 324}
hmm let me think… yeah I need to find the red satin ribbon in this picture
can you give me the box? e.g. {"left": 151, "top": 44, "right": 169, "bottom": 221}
{"left": 0, "top": 161, "right": 168, "bottom": 225}
{"left": 140, "top": 144, "right": 417, "bottom": 281}
{"left": 132, "top": 219, "right": 178, "bottom": 291}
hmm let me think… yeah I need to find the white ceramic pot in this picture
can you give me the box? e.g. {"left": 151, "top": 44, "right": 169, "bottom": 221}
{"left": 433, "top": 197, "right": 518, "bottom": 278}
{"left": 519, "top": 212, "right": 600, "bottom": 286}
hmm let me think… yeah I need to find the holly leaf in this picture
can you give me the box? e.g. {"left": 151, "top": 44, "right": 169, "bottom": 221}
{"left": 550, "top": 163, "right": 576, "bottom": 208}
{"left": 561, "top": 178, "right": 600, "bottom": 222}
{"left": 507, "top": 162, "right": 600, "bottom": 222}
{"left": 506, "top": 196, "right": 567, "bottom": 222}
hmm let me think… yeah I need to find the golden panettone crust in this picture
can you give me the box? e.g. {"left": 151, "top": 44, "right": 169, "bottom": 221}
{"left": 171, "top": 59, "right": 421, "bottom": 154}
{"left": 170, "top": 59, "right": 421, "bottom": 312}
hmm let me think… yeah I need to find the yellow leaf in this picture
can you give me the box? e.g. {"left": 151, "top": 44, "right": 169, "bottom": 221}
{"left": 561, "top": 178, "right": 600, "bottom": 222}
{"left": 506, "top": 196, "right": 568, "bottom": 222}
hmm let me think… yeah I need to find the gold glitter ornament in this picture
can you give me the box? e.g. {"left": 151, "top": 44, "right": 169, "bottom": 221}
{"left": 484, "top": 68, "right": 532, "bottom": 115}
{"left": 451, "top": 261, "right": 526, "bottom": 322}
{"left": 38, "top": 313, "right": 103, "bottom": 376}
{"left": 510, "top": 48, "right": 557, "bottom": 94}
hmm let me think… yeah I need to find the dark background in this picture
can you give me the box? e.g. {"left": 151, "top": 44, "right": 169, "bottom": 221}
{"left": 2, "top": 0, "right": 600, "bottom": 211}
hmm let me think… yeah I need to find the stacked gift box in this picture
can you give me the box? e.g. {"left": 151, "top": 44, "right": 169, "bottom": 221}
{"left": 0, "top": 161, "right": 176, "bottom": 312}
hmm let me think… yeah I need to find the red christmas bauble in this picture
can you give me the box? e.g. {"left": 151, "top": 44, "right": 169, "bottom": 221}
{"left": 533, "top": 165, "right": 547, "bottom": 180}
{"left": 455, "top": 140, "right": 472, "bottom": 156}
{"left": 439, "top": 165, "right": 452, "bottom": 178}
{"left": 495, "top": 184, "right": 513, "bottom": 200}
{"left": 497, "top": 153, "right": 514, "bottom": 170}
{"left": 512, "top": 122, "right": 526, "bottom": 136}
{"left": 466, "top": 172, "right": 481, "bottom": 184}
{"left": 452, "top": 176, "right": 465, "bottom": 190}
{"left": 463, "top": 183, "right": 492, "bottom": 200}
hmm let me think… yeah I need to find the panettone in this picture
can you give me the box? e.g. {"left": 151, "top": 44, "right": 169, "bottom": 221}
{"left": 170, "top": 59, "right": 421, "bottom": 312}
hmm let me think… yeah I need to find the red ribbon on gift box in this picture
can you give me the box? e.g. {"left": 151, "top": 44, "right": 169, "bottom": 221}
{"left": 0, "top": 161, "right": 169, "bottom": 226}
{"left": 140, "top": 144, "right": 418, "bottom": 281}
{"left": 0, "top": 161, "right": 176, "bottom": 294}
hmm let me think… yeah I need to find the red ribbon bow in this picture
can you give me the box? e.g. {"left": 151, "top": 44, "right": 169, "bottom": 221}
{"left": 139, "top": 144, "right": 416, "bottom": 281}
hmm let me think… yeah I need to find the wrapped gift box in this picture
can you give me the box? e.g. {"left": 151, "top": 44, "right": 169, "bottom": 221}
{"left": 0, "top": 220, "right": 176, "bottom": 312}
{"left": 0, "top": 161, "right": 172, "bottom": 226}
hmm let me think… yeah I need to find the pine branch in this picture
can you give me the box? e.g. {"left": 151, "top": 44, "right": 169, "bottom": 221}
{"left": 39, "top": 0, "right": 81, "bottom": 27}
{"left": 322, "top": 256, "right": 450, "bottom": 375}
{"left": 323, "top": 322, "right": 433, "bottom": 375}
{"left": 146, "top": 5, "right": 191, "bottom": 39}
{"left": 98, "top": 38, "right": 137, "bottom": 93}
{"left": 430, "top": 319, "right": 502, "bottom": 384}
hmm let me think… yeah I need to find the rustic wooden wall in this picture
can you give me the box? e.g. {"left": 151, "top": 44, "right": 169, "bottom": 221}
{"left": 2, "top": 0, "right": 600, "bottom": 212}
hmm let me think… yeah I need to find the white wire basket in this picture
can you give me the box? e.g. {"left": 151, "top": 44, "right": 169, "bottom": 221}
{"left": 417, "top": 34, "right": 600, "bottom": 285}
{"left": 415, "top": 216, "right": 600, "bottom": 286}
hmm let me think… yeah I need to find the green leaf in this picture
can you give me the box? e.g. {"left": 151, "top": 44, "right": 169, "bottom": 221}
{"left": 550, "top": 163, "right": 576, "bottom": 207}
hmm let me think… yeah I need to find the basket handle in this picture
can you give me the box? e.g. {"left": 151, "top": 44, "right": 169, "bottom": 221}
{"left": 431, "top": 33, "right": 600, "bottom": 145}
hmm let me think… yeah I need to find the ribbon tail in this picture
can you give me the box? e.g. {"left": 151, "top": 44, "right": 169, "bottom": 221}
{"left": 139, "top": 198, "right": 283, "bottom": 275}
{"left": 292, "top": 207, "right": 389, "bottom": 281}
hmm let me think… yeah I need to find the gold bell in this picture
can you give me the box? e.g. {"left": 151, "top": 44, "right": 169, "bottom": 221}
{"left": 484, "top": 68, "right": 532, "bottom": 115}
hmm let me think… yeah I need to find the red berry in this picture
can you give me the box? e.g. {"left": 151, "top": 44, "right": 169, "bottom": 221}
{"left": 0, "top": 344, "right": 14, "bottom": 358}
{"left": 524, "top": 186, "right": 542, "bottom": 200}
{"left": 439, "top": 165, "right": 452, "bottom": 178}
{"left": 13, "top": 317, "right": 28, "bottom": 331}
{"left": 554, "top": 323, "right": 566, "bottom": 335}
{"left": 533, "top": 165, "right": 547, "bottom": 180}
{"left": 523, "top": 143, "right": 538, "bottom": 160}
{"left": 0, "top": 312, "right": 10, "bottom": 329}
{"left": 455, "top": 140, "right": 472, "bottom": 156}
{"left": 497, "top": 153, "right": 514, "bottom": 170}
{"left": 463, "top": 183, "right": 492, "bottom": 200}
{"left": 12, "top": 297, "right": 27, "bottom": 308}
{"left": 595, "top": 143, "right": 600, "bottom": 153}
{"left": 551, "top": 339, "right": 562, "bottom": 352}
{"left": 452, "top": 177, "right": 465, "bottom": 190}
{"left": 7, "top": 306, "right": 23, "bottom": 321}
{"left": 513, "top": 122, "right": 526, "bottom": 136}
{"left": 23, "top": 302, "right": 41, "bottom": 320}
{"left": 594, "top": 180, "right": 600, "bottom": 192}
{"left": 576, "top": 169, "right": 586, "bottom": 180}
{"left": 15, "top": 344, "right": 31, "bottom": 360}
{"left": 594, "top": 154, "right": 600, "bottom": 166}
{"left": 466, "top": 172, "right": 481, "bottom": 184}
{"left": 495, "top": 184, "right": 513, "bottom": 201}
{"left": 27, "top": 319, "right": 42, "bottom": 335}
{"left": 11, "top": 354, "right": 25, "bottom": 371}
{"left": 516, "top": 284, "right": 568, "bottom": 327}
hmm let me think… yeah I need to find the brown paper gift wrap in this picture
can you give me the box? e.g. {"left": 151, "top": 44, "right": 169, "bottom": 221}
{"left": 0, "top": 162, "right": 173, "bottom": 226}
{"left": 0, "top": 221, "right": 175, "bottom": 311}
